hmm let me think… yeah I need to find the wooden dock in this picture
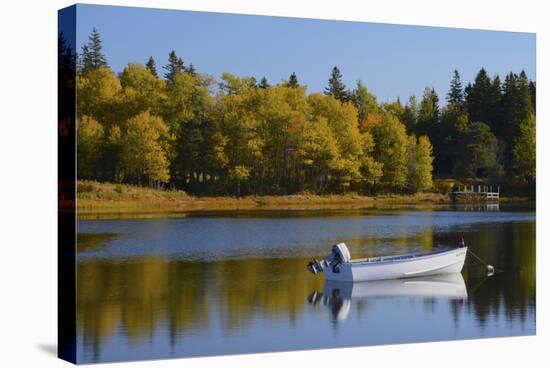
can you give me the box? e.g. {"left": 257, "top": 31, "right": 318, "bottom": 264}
{"left": 451, "top": 184, "right": 500, "bottom": 201}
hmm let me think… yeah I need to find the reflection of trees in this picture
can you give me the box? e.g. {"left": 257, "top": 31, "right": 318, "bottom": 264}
{"left": 78, "top": 261, "right": 123, "bottom": 362}
{"left": 458, "top": 222, "right": 535, "bottom": 327}
{"left": 213, "top": 258, "right": 323, "bottom": 332}
{"left": 77, "top": 256, "right": 323, "bottom": 359}
{"left": 344, "top": 227, "right": 434, "bottom": 258}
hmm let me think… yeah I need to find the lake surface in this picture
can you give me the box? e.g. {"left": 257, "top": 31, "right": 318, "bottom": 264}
{"left": 76, "top": 206, "right": 536, "bottom": 363}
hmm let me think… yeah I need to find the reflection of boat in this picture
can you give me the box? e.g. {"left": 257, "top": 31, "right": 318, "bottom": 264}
{"left": 308, "top": 274, "right": 468, "bottom": 321}
{"left": 307, "top": 242, "right": 467, "bottom": 282}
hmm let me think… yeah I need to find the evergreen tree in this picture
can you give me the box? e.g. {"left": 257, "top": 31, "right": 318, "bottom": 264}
{"left": 487, "top": 75, "right": 502, "bottom": 133}
{"left": 258, "top": 77, "right": 270, "bottom": 89}
{"left": 528, "top": 80, "right": 536, "bottom": 112}
{"left": 89, "top": 28, "right": 107, "bottom": 69}
{"left": 145, "top": 56, "right": 158, "bottom": 77}
{"left": 417, "top": 87, "right": 439, "bottom": 137}
{"left": 164, "top": 50, "right": 185, "bottom": 84}
{"left": 500, "top": 72, "right": 520, "bottom": 158}
{"left": 287, "top": 72, "right": 299, "bottom": 88}
{"left": 466, "top": 68, "right": 492, "bottom": 125}
{"left": 79, "top": 28, "right": 108, "bottom": 74}
{"left": 79, "top": 44, "right": 93, "bottom": 74}
{"left": 453, "top": 122, "right": 502, "bottom": 179}
{"left": 517, "top": 70, "right": 534, "bottom": 123}
{"left": 464, "top": 82, "right": 472, "bottom": 99}
{"left": 186, "top": 63, "right": 197, "bottom": 76}
{"left": 402, "top": 95, "right": 418, "bottom": 133}
{"left": 58, "top": 32, "right": 75, "bottom": 75}
{"left": 324, "top": 66, "right": 349, "bottom": 102}
{"left": 447, "top": 70, "right": 464, "bottom": 105}
{"left": 498, "top": 70, "right": 535, "bottom": 172}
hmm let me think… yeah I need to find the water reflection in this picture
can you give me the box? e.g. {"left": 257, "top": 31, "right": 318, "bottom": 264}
{"left": 76, "top": 209, "right": 535, "bottom": 363}
{"left": 308, "top": 274, "right": 467, "bottom": 322}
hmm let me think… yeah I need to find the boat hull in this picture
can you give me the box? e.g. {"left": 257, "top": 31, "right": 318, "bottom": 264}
{"left": 324, "top": 247, "right": 467, "bottom": 282}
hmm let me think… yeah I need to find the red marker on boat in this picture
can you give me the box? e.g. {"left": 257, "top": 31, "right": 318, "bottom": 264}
{"left": 458, "top": 236, "right": 465, "bottom": 248}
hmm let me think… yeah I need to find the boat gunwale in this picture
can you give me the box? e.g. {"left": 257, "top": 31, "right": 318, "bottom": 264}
{"left": 348, "top": 247, "right": 467, "bottom": 266}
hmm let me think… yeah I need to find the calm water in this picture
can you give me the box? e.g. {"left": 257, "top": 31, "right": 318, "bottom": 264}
{"left": 76, "top": 206, "right": 535, "bottom": 363}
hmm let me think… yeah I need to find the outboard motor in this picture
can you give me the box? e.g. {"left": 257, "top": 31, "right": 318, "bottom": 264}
{"left": 307, "top": 243, "right": 351, "bottom": 275}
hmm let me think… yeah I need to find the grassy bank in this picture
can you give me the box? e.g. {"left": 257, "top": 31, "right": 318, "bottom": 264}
{"left": 77, "top": 181, "right": 533, "bottom": 219}
{"left": 77, "top": 181, "right": 457, "bottom": 218}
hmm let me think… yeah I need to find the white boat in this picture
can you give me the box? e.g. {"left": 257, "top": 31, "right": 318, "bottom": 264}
{"left": 307, "top": 242, "right": 467, "bottom": 282}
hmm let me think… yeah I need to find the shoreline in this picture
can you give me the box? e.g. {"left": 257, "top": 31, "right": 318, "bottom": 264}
{"left": 76, "top": 182, "right": 532, "bottom": 219}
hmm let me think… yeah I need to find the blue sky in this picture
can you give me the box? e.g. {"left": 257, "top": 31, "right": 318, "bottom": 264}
{"left": 74, "top": 4, "right": 535, "bottom": 104}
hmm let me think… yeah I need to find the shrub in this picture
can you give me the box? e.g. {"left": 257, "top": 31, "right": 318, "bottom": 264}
{"left": 78, "top": 182, "right": 95, "bottom": 193}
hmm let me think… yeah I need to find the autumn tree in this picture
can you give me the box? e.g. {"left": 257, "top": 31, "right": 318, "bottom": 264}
{"left": 407, "top": 135, "right": 434, "bottom": 193}
{"left": 76, "top": 66, "right": 121, "bottom": 126}
{"left": 298, "top": 117, "right": 340, "bottom": 193}
{"left": 351, "top": 81, "right": 380, "bottom": 125}
{"left": 77, "top": 115, "right": 104, "bottom": 179}
{"left": 119, "top": 62, "right": 166, "bottom": 119}
{"left": 308, "top": 93, "right": 363, "bottom": 191}
{"left": 371, "top": 114, "right": 409, "bottom": 190}
{"left": 120, "top": 112, "right": 172, "bottom": 185}
{"left": 359, "top": 131, "right": 383, "bottom": 191}
{"left": 512, "top": 113, "right": 536, "bottom": 182}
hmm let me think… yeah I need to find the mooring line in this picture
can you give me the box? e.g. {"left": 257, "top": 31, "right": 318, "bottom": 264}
{"left": 467, "top": 248, "right": 503, "bottom": 273}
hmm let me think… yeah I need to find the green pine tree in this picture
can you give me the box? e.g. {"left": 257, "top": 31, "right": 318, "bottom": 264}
{"left": 324, "top": 66, "right": 349, "bottom": 102}
{"left": 446, "top": 70, "right": 464, "bottom": 105}
{"left": 145, "top": 56, "right": 158, "bottom": 77}
{"left": 79, "top": 45, "right": 93, "bottom": 74}
{"left": 487, "top": 75, "right": 502, "bottom": 133}
{"left": 258, "top": 77, "right": 270, "bottom": 89}
{"left": 466, "top": 68, "right": 492, "bottom": 125}
{"left": 186, "top": 63, "right": 197, "bottom": 76}
{"left": 528, "top": 80, "right": 536, "bottom": 112}
{"left": 417, "top": 87, "right": 439, "bottom": 137}
{"left": 287, "top": 72, "right": 299, "bottom": 88}
{"left": 164, "top": 50, "right": 185, "bottom": 84}
{"left": 402, "top": 95, "right": 419, "bottom": 133}
{"left": 88, "top": 28, "right": 107, "bottom": 69}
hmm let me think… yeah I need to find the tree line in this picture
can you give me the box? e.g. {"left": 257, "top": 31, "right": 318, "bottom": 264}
{"left": 70, "top": 28, "right": 535, "bottom": 196}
